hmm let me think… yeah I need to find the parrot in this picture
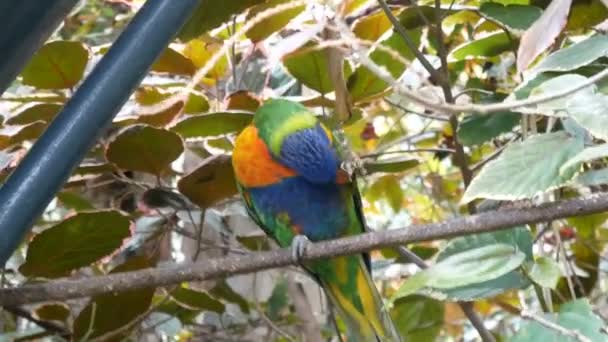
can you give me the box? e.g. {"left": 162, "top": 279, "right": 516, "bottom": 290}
{"left": 231, "top": 99, "right": 401, "bottom": 342}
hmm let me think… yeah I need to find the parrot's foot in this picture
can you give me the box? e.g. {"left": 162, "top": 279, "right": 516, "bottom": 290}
{"left": 291, "top": 235, "right": 310, "bottom": 264}
{"left": 341, "top": 156, "right": 366, "bottom": 177}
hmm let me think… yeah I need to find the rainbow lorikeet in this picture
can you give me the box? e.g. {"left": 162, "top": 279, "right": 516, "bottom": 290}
{"left": 232, "top": 99, "right": 401, "bottom": 341}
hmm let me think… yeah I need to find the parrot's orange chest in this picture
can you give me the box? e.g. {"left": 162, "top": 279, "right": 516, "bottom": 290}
{"left": 232, "top": 125, "right": 296, "bottom": 188}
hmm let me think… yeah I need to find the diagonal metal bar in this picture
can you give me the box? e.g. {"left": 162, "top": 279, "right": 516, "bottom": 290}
{"left": 0, "top": 0, "right": 200, "bottom": 265}
{"left": 0, "top": 0, "right": 80, "bottom": 95}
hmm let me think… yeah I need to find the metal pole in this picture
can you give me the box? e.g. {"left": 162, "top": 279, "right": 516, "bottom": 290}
{"left": 0, "top": 0, "right": 80, "bottom": 95}
{"left": 0, "top": 0, "right": 200, "bottom": 265}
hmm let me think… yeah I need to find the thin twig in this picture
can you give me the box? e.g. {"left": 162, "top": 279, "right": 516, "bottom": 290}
{"left": 520, "top": 309, "right": 592, "bottom": 342}
{"left": 385, "top": 98, "right": 450, "bottom": 121}
{"left": 377, "top": 0, "right": 443, "bottom": 85}
{"left": 4, "top": 306, "right": 70, "bottom": 338}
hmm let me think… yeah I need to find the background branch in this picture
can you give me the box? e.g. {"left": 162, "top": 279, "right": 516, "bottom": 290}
{"left": 2, "top": 194, "right": 608, "bottom": 306}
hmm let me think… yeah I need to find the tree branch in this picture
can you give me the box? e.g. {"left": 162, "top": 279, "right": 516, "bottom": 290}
{"left": 2, "top": 194, "right": 608, "bottom": 306}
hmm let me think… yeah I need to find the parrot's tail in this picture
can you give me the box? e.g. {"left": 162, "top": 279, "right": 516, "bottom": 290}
{"left": 316, "top": 255, "right": 401, "bottom": 342}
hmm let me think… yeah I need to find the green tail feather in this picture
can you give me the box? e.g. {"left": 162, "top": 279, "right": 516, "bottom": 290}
{"left": 310, "top": 255, "right": 401, "bottom": 342}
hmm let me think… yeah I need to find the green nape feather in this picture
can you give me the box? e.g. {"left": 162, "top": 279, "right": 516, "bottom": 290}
{"left": 253, "top": 99, "right": 318, "bottom": 155}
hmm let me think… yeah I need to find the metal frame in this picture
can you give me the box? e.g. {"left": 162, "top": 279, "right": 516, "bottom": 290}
{"left": 0, "top": 0, "right": 200, "bottom": 265}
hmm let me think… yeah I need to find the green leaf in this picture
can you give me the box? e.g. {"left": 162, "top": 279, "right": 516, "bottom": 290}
{"left": 426, "top": 244, "right": 526, "bottom": 289}
{"left": 246, "top": 0, "right": 305, "bottom": 42}
{"left": 210, "top": 281, "right": 250, "bottom": 313}
{"left": 572, "top": 168, "right": 608, "bottom": 187}
{"left": 6, "top": 103, "right": 63, "bottom": 125}
{"left": 151, "top": 47, "right": 196, "bottom": 76}
{"left": 561, "top": 143, "right": 608, "bottom": 175}
{"left": 457, "top": 112, "right": 520, "bottom": 146}
{"left": 171, "top": 286, "right": 225, "bottom": 313}
{"left": 171, "top": 111, "right": 253, "bottom": 138}
{"left": 564, "top": 91, "right": 608, "bottom": 141}
{"left": 364, "top": 159, "right": 420, "bottom": 174}
{"left": 226, "top": 91, "right": 261, "bottom": 111}
{"left": 20, "top": 41, "right": 89, "bottom": 89}
{"left": 348, "top": 30, "right": 420, "bottom": 101}
{"left": 19, "top": 211, "right": 131, "bottom": 278}
{"left": 34, "top": 303, "right": 70, "bottom": 323}
{"left": 450, "top": 32, "right": 514, "bottom": 61}
{"left": 236, "top": 235, "right": 270, "bottom": 251}
{"left": 73, "top": 257, "right": 155, "bottom": 341}
{"left": 390, "top": 295, "right": 443, "bottom": 341}
{"left": 56, "top": 191, "right": 95, "bottom": 211}
{"left": 431, "top": 227, "right": 533, "bottom": 301}
{"left": 366, "top": 175, "right": 404, "bottom": 211}
{"left": 392, "top": 244, "right": 526, "bottom": 301}
{"left": 526, "top": 256, "right": 561, "bottom": 289}
{"left": 566, "top": 0, "right": 608, "bottom": 31}
{"left": 353, "top": 9, "right": 396, "bottom": 41}
{"left": 178, "top": 154, "right": 238, "bottom": 209}
{"left": 398, "top": 6, "right": 454, "bottom": 29}
{"left": 105, "top": 125, "right": 184, "bottom": 175}
{"left": 0, "top": 121, "right": 47, "bottom": 149}
{"left": 513, "top": 299, "right": 607, "bottom": 342}
{"left": 479, "top": 3, "right": 542, "bottom": 31}
{"left": 283, "top": 44, "right": 351, "bottom": 94}
{"left": 534, "top": 34, "right": 608, "bottom": 73}
{"left": 462, "top": 132, "right": 583, "bottom": 203}
{"left": 178, "top": 0, "right": 264, "bottom": 42}
{"left": 528, "top": 74, "right": 608, "bottom": 140}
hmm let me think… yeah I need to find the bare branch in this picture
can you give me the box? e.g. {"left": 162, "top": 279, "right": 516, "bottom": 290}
{"left": 2, "top": 194, "right": 608, "bottom": 306}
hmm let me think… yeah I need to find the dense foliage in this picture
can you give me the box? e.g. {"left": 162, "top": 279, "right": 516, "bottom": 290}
{"left": 1, "top": 0, "right": 608, "bottom": 340}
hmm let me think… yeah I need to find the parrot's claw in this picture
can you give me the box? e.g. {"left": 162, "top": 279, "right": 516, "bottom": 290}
{"left": 341, "top": 157, "right": 366, "bottom": 177}
{"left": 291, "top": 235, "right": 310, "bottom": 264}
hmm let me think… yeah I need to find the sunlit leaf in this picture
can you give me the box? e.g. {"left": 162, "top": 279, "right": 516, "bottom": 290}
{"left": 246, "top": 0, "right": 304, "bottom": 42}
{"left": 348, "top": 30, "right": 420, "bottom": 101}
{"left": 450, "top": 32, "right": 514, "bottom": 61}
{"left": 20, "top": 40, "right": 89, "bottom": 89}
{"left": 6, "top": 103, "right": 63, "bottom": 125}
{"left": 526, "top": 256, "right": 561, "bottom": 289}
{"left": 462, "top": 132, "right": 583, "bottom": 203}
{"left": 364, "top": 159, "right": 420, "bottom": 174}
{"left": 171, "top": 111, "right": 253, "bottom": 138}
{"left": 151, "top": 47, "right": 196, "bottom": 76}
{"left": 517, "top": 0, "right": 572, "bottom": 71}
{"left": 178, "top": 0, "right": 264, "bottom": 42}
{"left": 283, "top": 43, "right": 352, "bottom": 94}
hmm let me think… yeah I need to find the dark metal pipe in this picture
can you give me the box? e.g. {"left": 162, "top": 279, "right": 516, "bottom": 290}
{"left": 0, "top": 0, "right": 200, "bottom": 265}
{"left": 0, "top": 0, "right": 80, "bottom": 95}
